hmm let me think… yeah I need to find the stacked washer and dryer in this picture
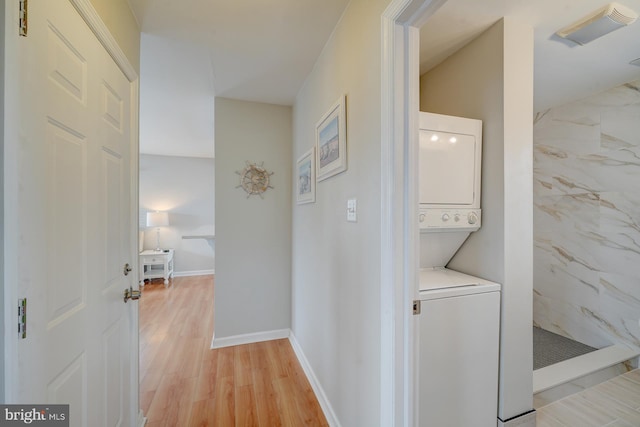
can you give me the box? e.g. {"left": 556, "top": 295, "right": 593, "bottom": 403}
{"left": 417, "top": 112, "right": 501, "bottom": 427}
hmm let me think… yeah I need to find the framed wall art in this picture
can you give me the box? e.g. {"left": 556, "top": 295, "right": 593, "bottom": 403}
{"left": 296, "top": 148, "right": 315, "bottom": 204}
{"left": 235, "top": 161, "right": 274, "bottom": 199}
{"left": 316, "top": 95, "right": 347, "bottom": 181}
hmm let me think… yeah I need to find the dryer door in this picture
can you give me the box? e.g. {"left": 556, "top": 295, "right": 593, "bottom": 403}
{"left": 419, "top": 129, "right": 477, "bottom": 206}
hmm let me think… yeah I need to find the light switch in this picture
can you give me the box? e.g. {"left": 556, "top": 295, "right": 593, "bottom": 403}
{"left": 347, "top": 198, "right": 357, "bottom": 222}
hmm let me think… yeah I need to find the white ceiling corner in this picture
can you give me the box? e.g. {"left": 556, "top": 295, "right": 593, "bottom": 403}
{"left": 419, "top": 0, "right": 640, "bottom": 112}
{"left": 128, "top": 0, "right": 351, "bottom": 106}
{"left": 130, "top": 0, "right": 640, "bottom": 156}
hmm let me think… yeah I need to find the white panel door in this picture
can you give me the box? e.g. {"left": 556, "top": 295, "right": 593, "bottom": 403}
{"left": 13, "top": 1, "right": 136, "bottom": 426}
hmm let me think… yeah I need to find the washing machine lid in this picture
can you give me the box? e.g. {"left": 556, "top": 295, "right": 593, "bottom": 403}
{"left": 419, "top": 267, "right": 500, "bottom": 292}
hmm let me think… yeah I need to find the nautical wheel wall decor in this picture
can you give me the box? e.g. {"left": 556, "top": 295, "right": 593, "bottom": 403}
{"left": 236, "top": 161, "right": 274, "bottom": 198}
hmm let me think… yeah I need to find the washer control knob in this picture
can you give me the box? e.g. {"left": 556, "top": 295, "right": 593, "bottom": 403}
{"left": 442, "top": 213, "right": 450, "bottom": 222}
{"left": 454, "top": 214, "right": 460, "bottom": 222}
{"left": 468, "top": 212, "right": 478, "bottom": 225}
{"left": 419, "top": 214, "right": 426, "bottom": 223}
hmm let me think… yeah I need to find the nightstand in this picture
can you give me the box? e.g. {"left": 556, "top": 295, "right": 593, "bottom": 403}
{"left": 140, "top": 249, "right": 174, "bottom": 287}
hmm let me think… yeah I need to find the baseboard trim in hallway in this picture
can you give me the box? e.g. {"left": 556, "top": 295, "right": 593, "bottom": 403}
{"left": 209, "top": 329, "right": 340, "bottom": 425}
{"left": 211, "top": 328, "right": 290, "bottom": 349}
{"left": 289, "top": 333, "right": 341, "bottom": 427}
{"left": 172, "top": 270, "right": 215, "bottom": 277}
{"left": 140, "top": 277, "right": 329, "bottom": 426}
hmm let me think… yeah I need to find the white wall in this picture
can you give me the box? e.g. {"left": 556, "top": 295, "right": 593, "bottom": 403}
{"left": 88, "top": 0, "right": 140, "bottom": 73}
{"left": 214, "top": 97, "right": 292, "bottom": 339}
{"left": 291, "top": 0, "right": 388, "bottom": 425}
{"left": 139, "top": 33, "right": 214, "bottom": 158}
{"left": 138, "top": 32, "right": 216, "bottom": 276}
{"left": 139, "top": 154, "right": 215, "bottom": 275}
{"left": 420, "top": 19, "right": 534, "bottom": 422}
{"left": 533, "top": 78, "right": 640, "bottom": 351}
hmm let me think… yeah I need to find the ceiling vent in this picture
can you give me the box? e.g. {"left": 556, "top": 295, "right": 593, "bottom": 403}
{"left": 556, "top": 2, "right": 638, "bottom": 45}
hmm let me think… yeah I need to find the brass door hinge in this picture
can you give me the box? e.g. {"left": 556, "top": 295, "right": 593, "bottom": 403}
{"left": 19, "top": 0, "right": 28, "bottom": 37}
{"left": 18, "top": 298, "right": 27, "bottom": 339}
{"left": 413, "top": 299, "right": 421, "bottom": 315}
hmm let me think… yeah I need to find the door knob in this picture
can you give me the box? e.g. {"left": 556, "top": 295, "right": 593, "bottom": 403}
{"left": 124, "top": 286, "right": 141, "bottom": 303}
{"left": 123, "top": 263, "right": 133, "bottom": 276}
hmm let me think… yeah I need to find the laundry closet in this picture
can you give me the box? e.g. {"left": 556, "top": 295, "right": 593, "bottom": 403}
{"left": 416, "top": 112, "right": 501, "bottom": 427}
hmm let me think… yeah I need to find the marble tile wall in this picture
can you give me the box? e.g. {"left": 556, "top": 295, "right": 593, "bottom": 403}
{"left": 533, "top": 79, "right": 640, "bottom": 352}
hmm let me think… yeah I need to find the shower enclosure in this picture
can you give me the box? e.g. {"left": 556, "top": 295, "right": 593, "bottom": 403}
{"left": 532, "top": 78, "right": 640, "bottom": 406}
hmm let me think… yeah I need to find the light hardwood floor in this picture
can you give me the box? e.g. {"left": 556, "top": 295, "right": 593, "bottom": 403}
{"left": 144, "top": 274, "right": 640, "bottom": 427}
{"left": 537, "top": 369, "right": 640, "bottom": 426}
{"left": 139, "top": 275, "right": 328, "bottom": 426}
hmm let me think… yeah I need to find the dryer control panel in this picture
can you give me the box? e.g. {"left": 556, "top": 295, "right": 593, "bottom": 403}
{"left": 419, "top": 208, "right": 481, "bottom": 232}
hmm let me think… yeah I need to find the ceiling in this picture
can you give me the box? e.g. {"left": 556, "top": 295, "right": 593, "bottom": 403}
{"left": 127, "top": 0, "right": 351, "bottom": 106}
{"left": 128, "top": 0, "right": 640, "bottom": 154}
{"left": 419, "top": 0, "right": 640, "bottom": 112}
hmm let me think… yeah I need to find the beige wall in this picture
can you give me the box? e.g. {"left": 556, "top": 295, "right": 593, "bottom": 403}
{"left": 420, "top": 18, "right": 534, "bottom": 422}
{"left": 89, "top": 0, "right": 140, "bottom": 73}
{"left": 291, "top": 0, "right": 390, "bottom": 425}
{"left": 214, "top": 98, "right": 292, "bottom": 339}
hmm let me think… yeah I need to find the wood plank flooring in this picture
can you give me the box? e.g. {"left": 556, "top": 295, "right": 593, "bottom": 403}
{"left": 139, "top": 274, "right": 640, "bottom": 426}
{"left": 537, "top": 369, "right": 640, "bottom": 426}
{"left": 139, "top": 275, "right": 328, "bottom": 427}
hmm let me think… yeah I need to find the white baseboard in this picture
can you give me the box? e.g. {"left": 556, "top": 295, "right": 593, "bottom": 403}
{"left": 498, "top": 410, "right": 536, "bottom": 427}
{"left": 210, "top": 328, "right": 290, "bottom": 349}
{"left": 137, "top": 410, "right": 146, "bottom": 427}
{"left": 533, "top": 344, "right": 639, "bottom": 394}
{"left": 289, "top": 333, "right": 341, "bottom": 427}
{"left": 173, "top": 269, "right": 215, "bottom": 277}
{"left": 207, "top": 329, "right": 339, "bottom": 426}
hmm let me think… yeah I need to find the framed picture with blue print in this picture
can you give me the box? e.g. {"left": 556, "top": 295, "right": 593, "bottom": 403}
{"left": 316, "top": 95, "right": 347, "bottom": 181}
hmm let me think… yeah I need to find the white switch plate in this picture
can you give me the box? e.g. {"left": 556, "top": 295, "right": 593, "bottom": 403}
{"left": 347, "top": 198, "right": 357, "bottom": 222}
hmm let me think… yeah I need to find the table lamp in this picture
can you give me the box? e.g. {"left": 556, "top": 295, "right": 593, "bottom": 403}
{"left": 146, "top": 211, "right": 169, "bottom": 251}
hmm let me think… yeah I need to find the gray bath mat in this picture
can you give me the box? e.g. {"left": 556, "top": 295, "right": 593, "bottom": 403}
{"left": 533, "top": 327, "right": 597, "bottom": 370}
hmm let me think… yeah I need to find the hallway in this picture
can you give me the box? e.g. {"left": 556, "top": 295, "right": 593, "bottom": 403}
{"left": 139, "top": 275, "right": 328, "bottom": 426}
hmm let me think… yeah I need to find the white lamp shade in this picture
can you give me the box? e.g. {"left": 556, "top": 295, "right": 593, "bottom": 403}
{"left": 146, "top": 211, "right": 169, "bottom": 227}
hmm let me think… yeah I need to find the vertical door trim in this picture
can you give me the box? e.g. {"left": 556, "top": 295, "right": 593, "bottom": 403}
{"left": 4, "top": 1, "right": 23, "bottom": 402}
{"left": 0, "top": 1, "right": 7, "bottom": 405}
{"left": 379, "top": 0, "right": 447, "bottom": 425}
{"left": 128, "top": 77, "right": 142, "bottom": 427}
